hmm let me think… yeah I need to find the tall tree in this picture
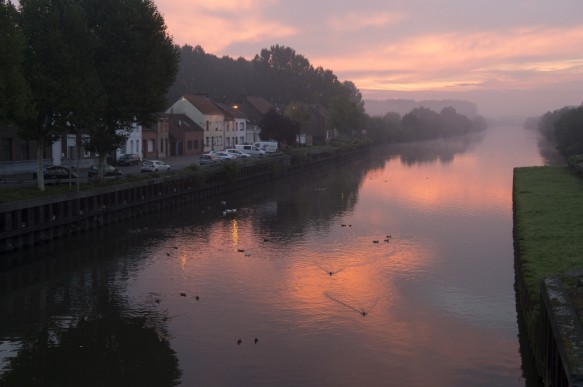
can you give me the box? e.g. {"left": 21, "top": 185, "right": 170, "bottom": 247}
{"left": 252, "top": 45, "right": 313, "bottom": 104}
{"left": 284, "top": 101, "right": 311, "bottom": 144}
{"left": 554, "top": 105, "right": 583, "bottom": 157}
{"left": 328, "top": 94, "right": 362, "bottom": 136}
{"left": 19, "top": 0, "right": 102, "bottom": 190}
{"left": 0, "top": 0, "right": 29, "bottom": 124}
{"left": 83, "top": 0, "right": 179, "bottom": 175}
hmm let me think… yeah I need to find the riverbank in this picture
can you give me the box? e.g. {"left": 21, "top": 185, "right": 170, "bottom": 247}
{"left": 513, "top": 166, "right": 583, "bottom": 385}
{"left": 0, "top": 144, "right": 368, "bottom": 255}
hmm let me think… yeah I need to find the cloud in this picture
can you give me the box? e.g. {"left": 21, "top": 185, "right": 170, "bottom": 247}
{"left": 309, "top": 25, "right": 583, "bottom": 92}
{"left": 326, "top": 11, "right": 405, "bottom": 32}
{"left": 154, "top": 0, "right": 583, "bottom": 115}
{"left": 159, "top": 0, "right": 296, "bottom": 54}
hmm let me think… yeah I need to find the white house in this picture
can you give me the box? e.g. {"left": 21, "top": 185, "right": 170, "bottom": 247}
{"left": 116, "top": 122, "right": 143, "bottom": 159}
{"left": 166, "top": 95, "right": 226, "bottom": 153}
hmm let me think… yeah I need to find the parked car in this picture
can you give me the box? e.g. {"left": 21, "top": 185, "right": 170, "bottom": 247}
{"left": 140, "top": 160, "right": 170, "bottom": 173}
{"left": 32, "top": 166, "right": 78, "bottom": 183}
{"left": 117, "top": 153, "right": 141, "bottom": 166}
{"left": 88, "top": 164, "right": 122, "bottom": 179}
{"left": 211, "top": 151, "right": 237, "bottom": 160}
{"left": 199, "top": 153, "right": 220, "bottom": 165}
{"left": 225, "top": 148, "right": 251, "bottom": 158}
{"left": 234, "top": 144, "right": 265, "bottom": 156}
{"left": 254, "top": 141, "right": 278, "bottom": 153}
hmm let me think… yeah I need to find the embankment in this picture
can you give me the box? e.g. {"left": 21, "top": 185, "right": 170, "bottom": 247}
{"left": 513, "top": 166, "right": 583, "bottom": 386}
{"left": 0, "top": 146, "right": 367, "bottom": 258}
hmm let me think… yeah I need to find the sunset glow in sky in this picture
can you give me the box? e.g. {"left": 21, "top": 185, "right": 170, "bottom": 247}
{"left": 155, "top": 0, "right": 583, "bottom": 117}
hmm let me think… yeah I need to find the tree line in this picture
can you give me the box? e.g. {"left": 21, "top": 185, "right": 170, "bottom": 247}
{"left": 171, "top": 44, "right": 486, "bottom": 145}
{"left": 532, "top": 104, "right": 583, "bottom": 160}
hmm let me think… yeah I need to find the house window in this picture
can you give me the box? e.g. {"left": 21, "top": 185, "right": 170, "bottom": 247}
{"left": 205, "top": 136, "right": 209, "bottom": 148}
{"left": 187, "top": 140, "right": 193, "bottom": 150}
{"left": 194, "top": 140, "right": 199, "bottom": 150}
{"left": 206, "top": 121, "right": 209, "bottom": 131}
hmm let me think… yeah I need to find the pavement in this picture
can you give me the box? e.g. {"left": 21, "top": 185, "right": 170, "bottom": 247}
{"left": 0, "top": 154, "right": 203, "bottom": 187}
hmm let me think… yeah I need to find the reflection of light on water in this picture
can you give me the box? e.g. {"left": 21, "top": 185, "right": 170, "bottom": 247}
{"left": 180, "top": 251, "right": 187, "bottom": 272}
{"left": 282, "top": 236, "right": 431, "bottom": 327}
{"left": 231, "top": 218, "right": 239, "bottom": 250}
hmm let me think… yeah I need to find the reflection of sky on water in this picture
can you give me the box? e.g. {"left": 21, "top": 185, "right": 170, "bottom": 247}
{"left": 0, "top": 127, "right": 558, "bottom": 386}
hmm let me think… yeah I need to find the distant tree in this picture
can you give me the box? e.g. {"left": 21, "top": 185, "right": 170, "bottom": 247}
{"left": 537, "top": 106, "right": 573, "bottom": 144}
{"left": 440, "top": 106, "right": 471, "bottom": 136}
{"left": 383, "top": 112, "right": 402, "bottom": 141}
{"left": 342, "top": 80, "right": 365, "bottom": 114}
{"left": 284, "top": 101, "right": 311, "bottom": 144}
{"left": 252, "top": 45, "right": 313, "bottom": 104}
{"left": 401, "top": 107, "right": 442, "bottom": 140}
{"left": 554, "top": 105, "right": 583, "bottom": 157}
{"left": 328, "top": 94, "right": 362, "bottom": 136}
{"left": 259, "top": 108, "right": 298, "bottom": 146}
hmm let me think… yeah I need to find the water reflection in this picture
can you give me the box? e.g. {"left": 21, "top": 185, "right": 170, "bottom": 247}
{"left": 1, "top": 127, "right": 558, "bottom": 386}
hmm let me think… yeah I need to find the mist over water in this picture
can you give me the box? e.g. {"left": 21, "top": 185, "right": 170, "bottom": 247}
{"left": 0, "top": 126, "right": 558, "bottom": 386}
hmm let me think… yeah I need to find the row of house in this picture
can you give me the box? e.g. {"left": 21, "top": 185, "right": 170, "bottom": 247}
{"left": 0, "top": 95, "right": 331, "bottom": 173}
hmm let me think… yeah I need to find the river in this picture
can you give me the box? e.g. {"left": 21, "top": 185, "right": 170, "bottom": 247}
{"left": 0, "top": 126, "right": 561, "bottom": 386}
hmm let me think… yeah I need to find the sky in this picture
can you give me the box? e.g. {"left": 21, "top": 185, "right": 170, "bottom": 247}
{"left": 153, "top": 0, "right": 583, "bottom": 118}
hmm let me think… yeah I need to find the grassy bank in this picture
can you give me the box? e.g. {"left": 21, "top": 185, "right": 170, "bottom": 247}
{"left": 514, "top": 166, "right": 583, "bottom": 298}
{"left": 514, "top": 165, "right": 583, "bottom": 352}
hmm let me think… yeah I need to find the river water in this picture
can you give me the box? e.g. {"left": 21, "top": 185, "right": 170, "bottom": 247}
{"left": 0, "top": 126, "right": 561, "bottom": 386}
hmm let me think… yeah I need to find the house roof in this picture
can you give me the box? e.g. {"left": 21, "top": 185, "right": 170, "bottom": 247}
{"left": 244, "top": 96, "right": 273, "bottom": 115}
{"left": 234, "top": 96, "right": 275, "bottom": 124}
{"left": 182, "top": 95, "right": 224, "bottom": 116}
{"left": 164, "top": 113, "right": 203, "bottom": 132}
{"left": 214, "top": 101, "right": 248, "bottom": 120}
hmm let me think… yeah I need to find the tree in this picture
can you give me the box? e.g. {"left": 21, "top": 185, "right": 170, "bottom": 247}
{"left": 259, "top": 108, "right": 298, "bottom": 146}
{"left": 284, "top": 101, "right": 311, "bottom": 145}
{"left": 0, "top": 0, "right": 29, "bottom": 124}
{"left": 252, "top": 45, "right": 313, "bottom": 104}
{"left": 554, "top": 105, "right": 583, "bottom": 158}
{"left": 19, "top": 0, "right": 103, "bottom": 190}
{"left": 328, "top": 94, "right": 362, "bottom": 136}
{"left": 83, "top": 0, "right": 179, "bottom": 179}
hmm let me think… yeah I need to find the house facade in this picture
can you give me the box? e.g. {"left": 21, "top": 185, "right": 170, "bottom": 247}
{"left": 142, "top": 116, "right": 169, "bottom": 160}
{"left": 215, "top": 102, "right": 247, "bottom": 148}
{"left": 116, "top": 123, "right": 143, "bottom": 160}
{"left": 166, "top": 95, "right": 226, "bottom": 153}
{"left": 166, "top": 113, "right": 204, "bottom": 156}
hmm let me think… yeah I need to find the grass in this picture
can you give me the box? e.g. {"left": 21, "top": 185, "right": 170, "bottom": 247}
{"left": 514, "top": 166, "right": 583, "bottom": 341}
{"left": 514, "top": 166, "right": 583, "bottom": 299}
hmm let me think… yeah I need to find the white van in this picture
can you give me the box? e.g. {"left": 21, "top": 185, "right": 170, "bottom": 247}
{"left": 235, "top": 144, "right": 265, "bottom": 156}
{"left": 254, "top": 141, "right": 278, "bottom": 153}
